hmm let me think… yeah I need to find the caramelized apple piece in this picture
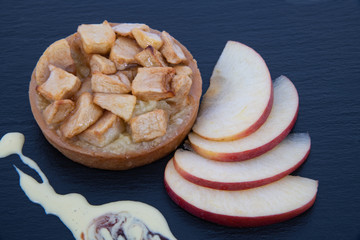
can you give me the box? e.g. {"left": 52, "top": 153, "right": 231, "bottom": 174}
{"left": 93, "top": 93, "right": 136, "bottom": 122}
{"left": 35, "top": 39, "right": 75, "bottom": 85}
{"left": 43, "top": 99, "right": 75, "bottom": 124}
{"left": 77, "top": 20, "right": 116, "bottom": 54}
{"left": 118, "top": 67, "right": 138, "bottom": 81}
{"left": 112, "top": 23, "right": 150, "bottom": 37}
{"left": 74, "top": 77, "right": 92, "bottom": 99}
{"left": 37, "top": 65, "right": 81, "bottom": 101}
{"left": 174, "top": 65, "right": 192, "bottom": 77}
{"left": 90, "top": 54, "right": 117, "bottom": 74}
{"left": 60, "top": 92, "right": 103, "bottom": 138}
{"left": 135, "top": 46, "right": 167, "bottom": 67}
{"left": 130, "top": 109, "right": 168, "bottom": 143}
{"left": 79, "top": 111, "right": 125, "bottom": 147}
{"left": 171, "top": 74, "right": 192, "bottom": 97}
{"left": 67, "top": 33, "right": 91, "bottom": 78}
{"left": 91, "top": 72, "right": 131, "bottom": 94}
{"left": 167, "top": 75, "right": 192, "bottom": 108}
{"left": 160, "top": 31, "right": 186, "bottom": 64}
{"left": 131, "top": 67, "right": 175, "bottom": 101}
{"left": 109, "top": 37, "right": 142, "bottom": 70}
{"left": 132, "top": 28, "right": 163, "bottom": 50}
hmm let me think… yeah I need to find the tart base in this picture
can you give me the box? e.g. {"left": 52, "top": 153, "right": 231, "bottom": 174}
{"left": 29, "top": 27, "right": 202, "bottom": 170}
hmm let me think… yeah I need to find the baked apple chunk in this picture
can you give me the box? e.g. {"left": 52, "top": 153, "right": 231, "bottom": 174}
{"left": 91, "top": 72, "right": 131, "bottom": 94}
{"left": 60, "top": 92, "right": 103, "bottom": 138}
{"left": 93, "top": 93, "right": 136, "bottom": 122}
{"left": 29, "top": 21, "right": 202, "bottom": 170}
{"left": 132, "top": 28, "right": 163, "bottom": 50}
{"left": 160, "top": 31, "right": 187, "bottom": 64}
{"left": 43, "top": 99, "right": 75, "bottom": 125}
{"left": 37, "top": 65, "right": 81, "bottom": 101}
{"left": 135, "top": 46, "right": 167, "bottom": 67}
{"left": 130, "top": 109, "right": 168, "bottom": 143}
{"left": 90, "top": 54, "right": 117, "bottom": 74}
{"left": 35, "top": 39, "right": 75, "bottom": 85}
{"left": 77, "top": 20, "right": 116, "bottom": 55}
{"left": 112, "top": 23, "right": 150, "bottom": 37}
{"left": 79, "top": 111, "right": 125, "bottom": 147}
{"left": 132, "top": 67, "right": 175, "bottom": 101}
{"left": 109, "top": 37, "right": 142, "bottom": 70}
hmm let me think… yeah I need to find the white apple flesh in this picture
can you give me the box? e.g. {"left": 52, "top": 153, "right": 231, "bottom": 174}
{"left": 164, "top": 159, "right": 318, "bottom": 227}
{"left": 189, "top": 75, "right": 299, "bottom": 161}
{"left": 192, "top": 41, "right": 273, "bottom": 141}
{"left": 174, "top": 133, "right": 311, "bottom": 190}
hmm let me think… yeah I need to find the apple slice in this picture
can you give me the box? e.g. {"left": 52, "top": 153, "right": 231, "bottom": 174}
{"left": 192, "top": 41, "right": 273, "bottom": 141}
{"left": 164, "top": 159, "right": 318, "bottom": 227}
{"left": 174, "top": 133, "right": 310, "bottom": 190}
{"left": 189, "top": 75, "right": 299, "bottom": 161}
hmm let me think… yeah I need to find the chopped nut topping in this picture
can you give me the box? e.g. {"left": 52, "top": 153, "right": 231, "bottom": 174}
{"left": 135, "top": 46, "right": 167, "bottom": 67}
{"left": 93, "top": 93, "right": 136, "bottom": 122}
{"left": 37, "top": 65, "right": 81, "bottom": 101}
{"left": 91, "top": 72, "right": 131, "bottom": 94}
{"left": 109, "top": 37, "right": 142, "bottom": 70}
{"left": 90, "top": 54, "right": 117, "bottom": 74}
{"left": 131, "top": 67, "right": 175, "bottom": 101}
{"left": 160, "top": 31, "right": 186, "bottom": 64}
{"left": 77, "top": 20, "right": 116, "bottom": 54}
{"left": 35, "top": 39, "right": 75, "bottom": 85}
{"left": 130, "top": 109, "right": 168, "bottom": 143}
{"left": 112, "top": 23, "right": 150, "bottom": 37}
{"left": 132, "top": 28, "right": 163, "bottom": 50}
{"left": 60, "top": 92, "right": 103, "bottom": 138}
{"left": 43, "top": 99, "right": 75, "bottom": 125}
{"left": 174, "top": 65, "right": 193, "bottom": 77}
{"left": 78, "top": 111, "right": 125, "bottom": 147}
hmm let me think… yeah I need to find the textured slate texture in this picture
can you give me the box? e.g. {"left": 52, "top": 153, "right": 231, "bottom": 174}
{"left": 0, "top": 0, "right": 359, "bottom": 239}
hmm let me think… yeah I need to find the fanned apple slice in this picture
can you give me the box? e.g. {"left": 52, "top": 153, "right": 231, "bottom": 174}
{"left": 164, "top": 159, "right": 318, "bottom": 227}
{"left": 192, "top": 41, "right": 273, "bottom": 141}
{"left": 174, "top": 133, "right": 310, "bottom": 190}
{"left": 189, "top": 75, "right": 298, "bottom": 161}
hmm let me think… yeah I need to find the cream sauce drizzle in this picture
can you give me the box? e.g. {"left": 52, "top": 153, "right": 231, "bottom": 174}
{"left": 0, "top": 132, "right": 176, "bottom": 240}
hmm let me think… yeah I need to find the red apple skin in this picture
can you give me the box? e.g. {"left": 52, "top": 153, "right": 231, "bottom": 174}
{"left": 164, "top": 178, "right": 317, "bottom": 227}
{"left": 190, "top": 105, "right": 299, "bottom": 162}
{"left": 173, "top": 145, "right": 310, "bottom": 190}
{"left": 197, "top": 81, "right": 274, "bottom": 142}
{"left": 193, "top": 41, "right": 274, "bottom": 142}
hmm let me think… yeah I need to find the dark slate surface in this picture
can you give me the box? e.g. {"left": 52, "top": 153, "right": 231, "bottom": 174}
{"left": 0, "top": 0, "right": 359, "bottom": 239}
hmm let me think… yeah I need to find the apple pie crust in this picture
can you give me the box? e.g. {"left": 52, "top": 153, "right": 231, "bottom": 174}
{"left": 29, "top": 21, "right": 202, "bottom": 170}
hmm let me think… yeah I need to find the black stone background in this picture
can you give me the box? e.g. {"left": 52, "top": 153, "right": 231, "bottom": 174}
{"left": 0, "top": 0, "right": 359, "bottom": 239}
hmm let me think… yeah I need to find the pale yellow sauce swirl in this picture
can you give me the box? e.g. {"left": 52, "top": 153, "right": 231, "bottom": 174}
{"left": 0, "top": 132, "right": 176, "bottom": 240}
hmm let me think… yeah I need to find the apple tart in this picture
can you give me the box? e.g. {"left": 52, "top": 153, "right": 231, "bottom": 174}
{"left": 29, "top": 21, "right": 202, "bottom": 170}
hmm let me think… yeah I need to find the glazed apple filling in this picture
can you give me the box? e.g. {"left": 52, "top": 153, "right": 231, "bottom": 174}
{"left": 35, "top": 21, "right": 195, "bottom": 153}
